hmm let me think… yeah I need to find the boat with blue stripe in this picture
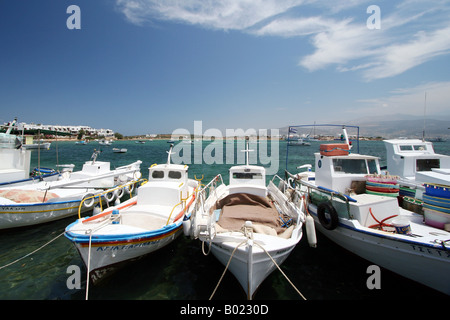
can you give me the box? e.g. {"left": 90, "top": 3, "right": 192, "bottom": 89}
{"left": 0, "top": 150, "right": 142, "bottom": 230}
{"left": 64, "top": 144, "right": 199, "bottom": 285}
{"left": 287, "top": 124, "right": 450, "bottom": 296}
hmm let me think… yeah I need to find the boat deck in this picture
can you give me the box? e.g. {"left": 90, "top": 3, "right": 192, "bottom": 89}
{"left": 213, "top": 193, "right": 294, "bottom": 237}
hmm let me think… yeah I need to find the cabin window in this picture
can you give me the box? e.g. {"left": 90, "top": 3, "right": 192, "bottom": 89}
{"left": 152, "top": 170, "right": 165, "bottom": 179}
{"left": 333, "top": 159, "right": 368, "bottom": 174}
{"left": 416, "top": 159, "right": 440, "bottom": 171}
{"left": 367, "top": 159, "right": 378, "bottom": 174}
{"left": 233, "top": 172, "right": 263, "bottom": 179}
{"left": 168, "top": 171, "right": 182, "bottom": 179}
{"left": 399, "top": 145, "right": 413, "bottom": 151}
{"left": 413, "top": 145, "right": 426, "bottom": 151}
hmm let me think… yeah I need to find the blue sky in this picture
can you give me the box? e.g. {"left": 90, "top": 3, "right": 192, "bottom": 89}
{"left": 1, "top": 0, "right": 450, "bottom": 136}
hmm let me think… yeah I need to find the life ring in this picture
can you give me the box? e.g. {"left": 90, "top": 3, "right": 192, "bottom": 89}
{"left": 105, "top": 190, "right": 117, "bottom": 202}
{"left": 124, "top": 183, "right": 135, "bottom": 195}
{"left": 134, "top": 171, "right": 142, "bottom": 180}
{"left": 116, "top": 187, "right": 125, "bottom": 199}
{"left": 317, "top": 202, "right": 339, "bottom": 230}
{"left": 82, "top": 193, "right": 96, "bottom": 209}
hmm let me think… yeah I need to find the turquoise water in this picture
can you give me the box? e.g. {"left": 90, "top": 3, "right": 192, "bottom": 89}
{"left": 0, "top": 139, "right": 449, "bottom": 300}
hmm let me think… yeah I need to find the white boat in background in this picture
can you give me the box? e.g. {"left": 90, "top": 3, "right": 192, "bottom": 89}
{"left": 99, "top": 140, "right": 112, "bottom": 146}
{"left": 288, "top": 125, "right": 450, "bottom": 295}
{"left": 384, "top": 139, "right": 450, "bottom": 193}
{"left": 0, "top": 150, "right": 142, "bottom": 230}
{"left": 65, "top": 144, "right": 199, "bottom": 284}
{"left": 113, "top": 148, "right": 127, "bottom": 153}
{"left": 188, "top": 141, "right": 308, "bottom": 300}
{"left": 0, "top": 119, "right": 60, "bottom": 187}
{"left": 22, "top": 141, "right": 51, "bottom": 150}
{"left": 384, "top": 139, "right": 450, "bottom": 228}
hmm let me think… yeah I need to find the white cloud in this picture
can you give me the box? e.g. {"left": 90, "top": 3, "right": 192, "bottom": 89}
{"left": 355, "top": 81, "right": 450, "bottom": 116}
{"left": 361, "top": 26, "right": 450, "bottom": 80}
{"left": 115, "top": 0, "right": 307, "bottom": 30}
{"left": 115, "top": 0, "right": 450, "bottom": 80}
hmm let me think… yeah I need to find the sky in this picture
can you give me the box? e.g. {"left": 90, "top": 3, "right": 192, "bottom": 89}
{"left": 1, "top": 0, "right": 450, "bottom": 136}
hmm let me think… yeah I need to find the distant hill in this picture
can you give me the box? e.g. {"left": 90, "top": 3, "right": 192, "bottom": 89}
{"left": 280, "top": 114, "right": 450, "bottom": 139}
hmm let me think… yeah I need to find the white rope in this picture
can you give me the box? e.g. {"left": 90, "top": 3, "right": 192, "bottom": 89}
{"left": 0, "top": 232, "right": 65, "bottom": 270}
{"left": 209, "top": 240, "right": 247, "bottom": 300}
{"left": 85, "top": 232, "right": 93, "bottom": 300}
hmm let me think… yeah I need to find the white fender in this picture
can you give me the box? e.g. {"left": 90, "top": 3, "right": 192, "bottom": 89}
{"left": 305, "top": 215, "right": 317, "bottom": 248}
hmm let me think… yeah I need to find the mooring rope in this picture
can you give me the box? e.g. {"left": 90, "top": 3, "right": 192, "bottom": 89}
{"left": 85, "top": 232, "right": 93, "bottom": 300}
{"left": 0, "top": 231, "right": 65, "bottom": 271}
{"left": 209, "top": 239, "right": 247, "bottom": 300}
{"left": 253, "top": 241, "right": 307, "bottom": 300}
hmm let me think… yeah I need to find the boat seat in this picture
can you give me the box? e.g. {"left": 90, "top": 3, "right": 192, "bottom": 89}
{"left": 120, "top": 212, "right": 169, "bottom": 230}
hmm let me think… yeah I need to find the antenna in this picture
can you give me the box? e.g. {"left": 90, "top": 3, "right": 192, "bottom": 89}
{"left": 422, "top": 92, "right": 427, "bottom": 142}
{"left": 167, "top": 144, "right": 175, "bottom": 164}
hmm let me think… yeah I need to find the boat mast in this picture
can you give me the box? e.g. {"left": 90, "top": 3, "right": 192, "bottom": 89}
{"left": 167, "top": 144, "right": 175, "bottom": 164}
{"left": 5, "top": 118, "right": 17, "bottom": 134}
{"left": 241, "top": 138, "right": 254, "bottom": 166}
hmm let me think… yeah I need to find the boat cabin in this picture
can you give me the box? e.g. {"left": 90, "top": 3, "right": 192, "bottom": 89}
{"left": 69, "top": 160, "right": 114, "bottom": 188}
{"left": 0, "top": 133, "right": 31, "bottom": 183}
{"left": 384, "top": 139, "right": 450, "bottom": 184}
{"left": 138, "top": 164, "right": 190, "bottom": 208}
{"left": 228, "top": 165, "right": 267, "bottom": 198}
{"left": 314, "top": 148, "right": 380, "bottom": 195}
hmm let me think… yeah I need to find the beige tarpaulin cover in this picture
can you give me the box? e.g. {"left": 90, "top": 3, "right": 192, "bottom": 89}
{"left": 215, "top": 193, "right": 288, "bottom": 234}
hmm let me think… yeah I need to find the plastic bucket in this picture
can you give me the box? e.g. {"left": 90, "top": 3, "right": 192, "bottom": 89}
{"left": 391, "top": 217, "right": 411, "bottom": 234}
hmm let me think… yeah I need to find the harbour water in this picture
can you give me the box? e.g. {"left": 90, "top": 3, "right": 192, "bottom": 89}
{"left": 0, "top": 138, "right": 449, "bottom": 300}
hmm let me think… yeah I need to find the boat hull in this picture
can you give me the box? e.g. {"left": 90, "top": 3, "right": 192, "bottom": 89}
{"left": 68, "top": 222, "right": 183, "bottom": 283}
{"left": 210, "top": 231, "right": 301, "bottom": 299}
{"left": 309, "top": 204, "right": 450, "bottom": 295}
{"left": 0, "top": 198, "right": 101, "bottom": 229}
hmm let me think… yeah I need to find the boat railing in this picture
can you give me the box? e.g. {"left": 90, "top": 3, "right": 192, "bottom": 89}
{"left": 197, "top": 174, "right": 224, "bottom": 212}
{"left": 165, "top": 187, "right": 198, "bottom": 225}
{"left": 285, "top": 170, "right": 354, "bottom": 220}
{"left": 77, "top": 178, "right": 147, "bottom": 219}
{"left": 270, "top": 174, "right": 305, "bottom": 225}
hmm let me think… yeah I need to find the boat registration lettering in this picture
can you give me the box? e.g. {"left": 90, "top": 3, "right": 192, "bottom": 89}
{"left": 95, "top": 240, "right": 158, "bottom": 251}
{"left": 0, "top": 206, "right": 27, "bottom": 212}
{"left": 410, "top": 244, "right": 450, "bottom": 258}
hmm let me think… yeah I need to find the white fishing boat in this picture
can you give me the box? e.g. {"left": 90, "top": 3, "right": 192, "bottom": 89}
{"left": 0, "top": 150, "right": 142, "bottom": 230}
{"left": 383, "top": 139, "right": 450, "bottom": 228}
{"left": 288, "top": 125, "right": 450, "bottom": 295}
{"left": 188, "top": 141, "right": 308, "bottom": 299}
{"left": 65, "top": 144, "right": 199, "bottom": 284}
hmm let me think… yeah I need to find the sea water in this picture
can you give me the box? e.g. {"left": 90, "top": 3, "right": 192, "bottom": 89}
{"left": 0, "top": 139, "right": 449, "bottom": 300}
